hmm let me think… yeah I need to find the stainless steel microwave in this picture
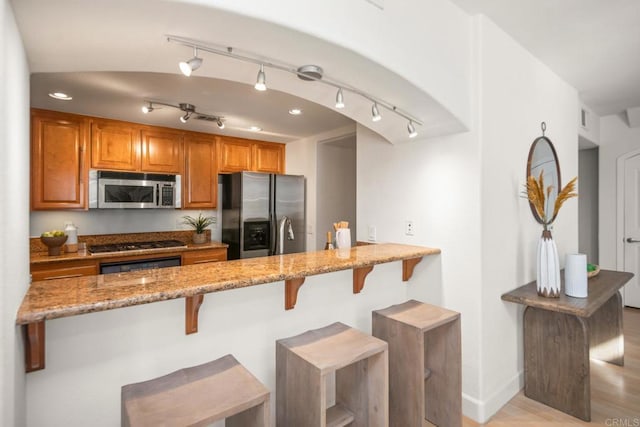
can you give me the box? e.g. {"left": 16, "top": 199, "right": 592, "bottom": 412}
{"left": 89, "top": 170, "right": 181, "bottom": 209}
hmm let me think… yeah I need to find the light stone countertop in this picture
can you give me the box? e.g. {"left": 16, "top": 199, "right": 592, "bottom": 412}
{"left": 17, "top": 243, "right": 440, "bottom": 325}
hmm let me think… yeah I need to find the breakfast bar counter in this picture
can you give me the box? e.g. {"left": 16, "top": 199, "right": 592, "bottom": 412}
{"left": 17, "top": 243, "right": 440, "bottom": 372}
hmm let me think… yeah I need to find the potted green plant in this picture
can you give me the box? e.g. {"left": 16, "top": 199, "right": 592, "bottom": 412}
{"left": 182, "top": 213, "right": 215, "bottom": 244}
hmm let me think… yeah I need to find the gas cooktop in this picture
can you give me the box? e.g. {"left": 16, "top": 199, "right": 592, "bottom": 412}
{"left": 88, "top": 239, "right": 187, "bottom": 254}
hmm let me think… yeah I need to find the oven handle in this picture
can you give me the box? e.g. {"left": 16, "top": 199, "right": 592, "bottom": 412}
{"left": 156, "top": 184, "right": 159, "bottom": 206}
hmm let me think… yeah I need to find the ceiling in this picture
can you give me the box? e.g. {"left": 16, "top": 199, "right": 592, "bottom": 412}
{"left": 31, "top": 72, "right": 354, "bottom": 143}
{"left": 449, "top": 0, "right": 640, "bottom": 116}
{"left": 14, "top": 0, "right": 461, "bottom": 144}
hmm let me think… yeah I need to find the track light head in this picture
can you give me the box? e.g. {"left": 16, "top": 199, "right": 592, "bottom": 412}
{"left": 335, "top": 88, "right": 345, "bottom": 109}
{"left": 407, "top": 121, "right": 418, "bottom": 138}
{"left": 255, "top": 64, "right": 267, "bottom": 91}
{"left": 371, "top": 103, "right": 382, "bottom": 122}
{"left": 179, "top": 47, "right": 203, "bottom": 77}
{"left": 180, "top": 112, "right": 192, "bottom": 123}
{"left": 217, "top": 118, "right": 225, "bottom": 129}
{"left": 141, "top": 103, "right": 154, "bottom": 114}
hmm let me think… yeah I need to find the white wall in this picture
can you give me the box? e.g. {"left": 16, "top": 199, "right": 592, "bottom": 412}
{"left": 0, "top": 0, "right": 30, "bottom": 424}
{"left": 579, "top": 148, "right": 599, "bottom": 263}
{"left": 316, "top": 135, "right": 357, "bottom": 250}
{"left": 599, "top": 114, "right": 640, "bottom": 271}
{"left": 476, "top": 16, "right": 579, "bottom": 421}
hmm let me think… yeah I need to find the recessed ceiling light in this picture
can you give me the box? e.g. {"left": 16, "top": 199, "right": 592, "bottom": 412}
{"left": 249, "top": 126, "right": 262, "bottom": 132}
{"left": 48, "top": 92, "right": 72, "bottom": 101}
{"left": 289, "top": 108, "right": 302, "bottom": 115}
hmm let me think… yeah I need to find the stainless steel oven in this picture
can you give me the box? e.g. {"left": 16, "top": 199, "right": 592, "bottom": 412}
{"left": 89, "top": 170, "right": 181, "bottom": 209}
{"left": 99, "top": 256, "right": 182, "bottom": 274}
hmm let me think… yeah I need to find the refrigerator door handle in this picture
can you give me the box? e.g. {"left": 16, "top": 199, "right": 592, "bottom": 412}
{"left": 270, "top": 212, "right": 277, "bottom": 255}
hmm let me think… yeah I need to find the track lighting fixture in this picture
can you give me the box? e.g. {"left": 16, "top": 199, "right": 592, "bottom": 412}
{"left": 141, "top": 100, "right": 224, "bottom": 126}
{"left": 335, "top": 88, "right": 345, "bottom": 109}
{"left": 371, "top": 103, "right": 381, "bottom": 122}
{"left": 179, "top": 47, "right": 203, "bottom": 77}
{"left": 255, "top": 64, "right": 267, "bottom": 91}
{"left": 407, "top": 121, "right": 418, "bottom": 138}
{"left": 166, "top": 35, "right": 424, "bottom": 138}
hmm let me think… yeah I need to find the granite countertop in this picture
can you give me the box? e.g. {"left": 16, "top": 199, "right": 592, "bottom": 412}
{"left": 17, "top": 243, "right": 440, "bottom": 325}
{"left": 30, "top": 230, "right": 227, "bottom": 264}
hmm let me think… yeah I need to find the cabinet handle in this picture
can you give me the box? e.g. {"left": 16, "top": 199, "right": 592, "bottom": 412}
{"left": 44, "top": 273, "right": 83, "bottom": 280}
{"left": 192, "top": 259, "right": 218, "bottom": 264}
{"left": 626, "top": 237, "right": 640, "bottom": 243}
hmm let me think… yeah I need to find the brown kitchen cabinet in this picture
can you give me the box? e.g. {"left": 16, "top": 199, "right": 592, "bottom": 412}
{"left": 218, "top": 137, "right": 252, "bottom": 173}
{"left": 218, "top": 137, "right": 285, "bottom": 174}
{"left": 141, "top": 128, "right": 183, "bottom": 174}
{"left": 30, "top": 259, "right": 99, "bottom": 281}
{"left": 182, "top": 248, "right": 227, "bottom": 265}
{"left": 31, "top": 109, "right": 90, "bottom": 210}
{"left": 183, "top": 133, "right": 217, "bottom": 209}
{"left": 91, "top": 119, "right": 140, "bottom": 171}
{"left": 253, "top": 141, "right": 285, "bottom": 173}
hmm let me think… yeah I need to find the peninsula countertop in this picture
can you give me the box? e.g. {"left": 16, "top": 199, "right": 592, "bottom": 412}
{"left": 17, "top": 243, "right": 441, "bottom": 325}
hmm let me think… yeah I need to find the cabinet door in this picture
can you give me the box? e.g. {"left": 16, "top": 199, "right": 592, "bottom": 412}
{"left": 31, "top": 110, "right": 88, "bottom": 210}
{"left": 218, "top": 137, "right": 252, "bottom": 173}
{"left": 184, "top": 134, "right": 217, "bottom": 209}
{"left": 253, "top": 142, "right": 286, "bottom": 174}
{"left": 141, "top": 128, "right": 183, "bottom": 173}
{"left": 182, "top": 248, "right": 227, "bottom": 265}
{"left": 91, "top": 120, "right": 140, "bottom": 171}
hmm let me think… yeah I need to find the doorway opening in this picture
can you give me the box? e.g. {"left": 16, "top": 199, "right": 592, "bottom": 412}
{"left": 578, "top": 140, "right": 599, "bottom": 264}
{"left": 316, "top": 133, "right": 357, "bottom": 250}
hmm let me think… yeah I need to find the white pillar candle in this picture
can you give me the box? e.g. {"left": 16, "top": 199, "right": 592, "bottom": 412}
{"left": 565, "top": 253, "right": 588, "bottom": 298}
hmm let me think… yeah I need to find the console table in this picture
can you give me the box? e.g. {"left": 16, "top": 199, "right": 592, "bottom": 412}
{"left": 501, "top": 269, "right": 633, "bottom": 421}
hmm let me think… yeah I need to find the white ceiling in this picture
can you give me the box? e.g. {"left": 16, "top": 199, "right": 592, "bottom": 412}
{"left": 13, "top": 0, "right": 460, "bottom": 144}
{"left": 449, "top": 0, "right": 640, "bottom": 116}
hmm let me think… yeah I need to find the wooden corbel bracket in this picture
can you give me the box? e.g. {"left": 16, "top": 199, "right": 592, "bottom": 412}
{"left": 285, "top": 278, "right": 306, "bottom": 310}
{"left": 353, "top": 266, "right": 374, "bottom": 294}
{"left": 24, "top": 321, "right": 45, "bottom": 372}
{"left": 185, "top": 294, "right": 204, "bottom": 334}
{"left": 402, "top": 257, "right": 423, "bottom": 281}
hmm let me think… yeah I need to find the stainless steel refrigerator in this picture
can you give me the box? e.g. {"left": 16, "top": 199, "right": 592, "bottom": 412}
{"left": 221, "top": 171, "right": 306, "bottom": 259}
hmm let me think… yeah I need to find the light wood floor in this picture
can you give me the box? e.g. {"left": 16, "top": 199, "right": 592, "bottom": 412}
{"left": 464, "top": 307, "right": 640, "bottom": 426}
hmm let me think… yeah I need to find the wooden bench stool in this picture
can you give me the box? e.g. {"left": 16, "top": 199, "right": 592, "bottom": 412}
{"left": 373, "top": 300, "right": 461, "bottom": 427}
{"left": 276, "top": 322, "right": 388, "bottom": 426}
{"left": 121, "top": 354, "right": 269, "bottom": 427}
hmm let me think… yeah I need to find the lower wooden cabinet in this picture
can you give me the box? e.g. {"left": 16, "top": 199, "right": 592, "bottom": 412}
{"left": 182, "top": 248, "right": 227, "bottom": 265}
{"left": 31, "top": 259, "right": 99, "bottom": 281}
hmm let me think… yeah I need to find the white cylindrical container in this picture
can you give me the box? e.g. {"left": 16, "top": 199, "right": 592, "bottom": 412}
{"left": 64, "top": 221, "right": 79, "bottom": 253}
{"left": 335, "top": 228, "right": 351, "bottom": 249}
{"left": 565, "top": 253, "right": 588, "bottom": 298}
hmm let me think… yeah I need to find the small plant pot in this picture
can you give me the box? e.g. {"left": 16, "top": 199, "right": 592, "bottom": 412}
{"left": 41, "top": 235, "right": 68, "bottom": 256}
{"left": 192, "top": 232, "right": 207, "bottom": 245}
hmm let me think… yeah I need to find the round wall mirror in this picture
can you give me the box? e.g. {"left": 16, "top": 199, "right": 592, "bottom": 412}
{"left": 526, "top": 125, "right": 561, "bottom": 224}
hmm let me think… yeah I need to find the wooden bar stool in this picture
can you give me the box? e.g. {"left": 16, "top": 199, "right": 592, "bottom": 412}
{"left": 276, "top": 322, "right": 388, "bottom": 427}
{"left": 122, "top": 354, "right": 270, "bottom": 427}
{"left": 373, "top": 300, "right": 461, "bottom": 427}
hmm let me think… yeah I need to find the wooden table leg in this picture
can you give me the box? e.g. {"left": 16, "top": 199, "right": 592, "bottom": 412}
{"left": 588, "top": 291, "right": 624, "bottom": 366}
{"left": 524, "top": 306, "right": 591, "bottom": 421}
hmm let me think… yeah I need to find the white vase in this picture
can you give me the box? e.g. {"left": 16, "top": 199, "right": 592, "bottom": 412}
{"left": 536, "top": 230, "right": 560, "bottom": 298}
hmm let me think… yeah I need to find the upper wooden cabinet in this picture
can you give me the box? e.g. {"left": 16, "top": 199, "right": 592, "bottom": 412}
{"left": 218, "top": 137, "right": 252, "bottom": 173}
{"left": 31, "top": 109, "right": 89, "bottom": 210}
{"left": 218, "top": 137, "right": 285, "bottom": 174}
{"left": 91, "top": 120, "right": 140, "bottom": 171}
{"left": 183, "top": 134, "right": 217, "bottom": 209}
{"left": 253, "top": 142, "right": 286, "bottom": 174}
{"left": 141, "top": 128, "right": 183, "bottom": 174}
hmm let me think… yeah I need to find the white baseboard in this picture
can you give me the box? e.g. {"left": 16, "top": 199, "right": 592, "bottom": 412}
{"left": 462, "top": 370, "right": 523, "bottom": 423}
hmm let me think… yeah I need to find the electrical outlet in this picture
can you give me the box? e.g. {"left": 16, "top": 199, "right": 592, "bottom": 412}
{"left": 405, "top": 220, "right": 414, "bottom": 236}
{"left": 368, "top": 226, "right": 377, "bottom": 242}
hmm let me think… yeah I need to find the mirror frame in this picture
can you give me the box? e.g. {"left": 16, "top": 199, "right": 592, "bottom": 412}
{"left": 526, "top": 136, "right": 561, "bottom": 224}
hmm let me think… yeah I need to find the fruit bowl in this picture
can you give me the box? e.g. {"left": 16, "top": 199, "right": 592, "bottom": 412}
{"left": 41, "top": 235, "right": 68, "bottom": 256}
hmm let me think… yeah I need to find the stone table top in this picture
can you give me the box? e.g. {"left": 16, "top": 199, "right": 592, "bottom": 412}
{"left": 17, "top": 243, "right": 440, "bottom": 325}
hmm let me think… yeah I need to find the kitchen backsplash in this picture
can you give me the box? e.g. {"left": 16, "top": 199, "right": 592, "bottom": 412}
{"left": 30, "top": 185, "right": 222, "bottom": 241}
